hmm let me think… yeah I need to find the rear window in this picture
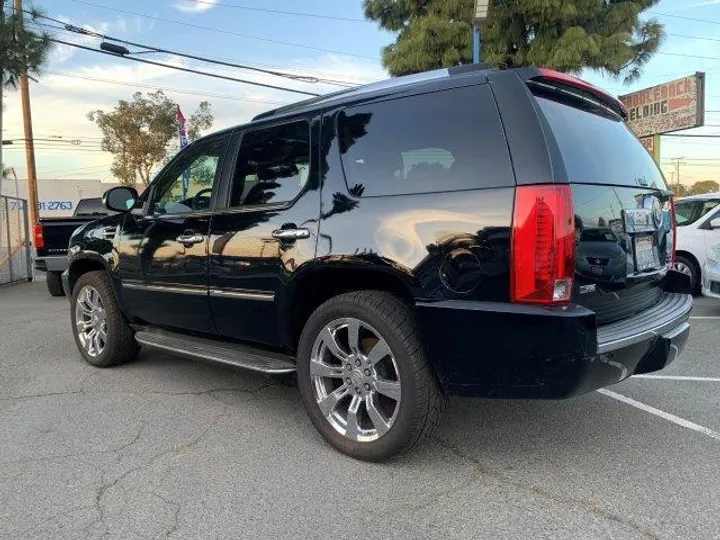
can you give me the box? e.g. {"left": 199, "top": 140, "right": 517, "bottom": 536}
{"left": 337, "top": 85, "right": 514, "bottom": 197}
{"left": 535, "top": 94, "right": 668, "bottom": 189}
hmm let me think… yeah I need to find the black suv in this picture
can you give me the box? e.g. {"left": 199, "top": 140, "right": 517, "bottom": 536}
{"left": 63, "top": 65, "right": 692, "bottom": 461}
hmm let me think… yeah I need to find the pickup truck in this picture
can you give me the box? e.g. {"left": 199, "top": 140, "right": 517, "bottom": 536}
{"left": 63, "top": 65, "right": 692, "bottom": 461}
{"left": 33, "top": 197, "right": 114, "bottom": 296}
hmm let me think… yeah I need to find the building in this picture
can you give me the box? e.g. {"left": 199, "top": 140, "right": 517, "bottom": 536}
{"left": 1, "top": 178, "right": 120, "bottom": 217}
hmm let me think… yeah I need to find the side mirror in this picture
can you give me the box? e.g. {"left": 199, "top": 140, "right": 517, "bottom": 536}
{"left": 710, "top": 218, "right": 720, "bottom": 230}
{"left": 103, "top": 186, "right": 138, "bottom": 213}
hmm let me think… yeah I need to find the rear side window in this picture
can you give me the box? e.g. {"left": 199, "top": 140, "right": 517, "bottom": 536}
{"left": 337, "top": 85, "right": 514, "bottom": 197}
{"left": 230, "top": 121, "right": 310, "bottom": 207}
{"left": 535, "top": 95, "right": 668, "bottom": 189}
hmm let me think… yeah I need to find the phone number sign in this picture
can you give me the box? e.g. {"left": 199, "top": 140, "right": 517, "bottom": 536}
{"left": 619, "top": 73, "right": 705, "bottom": 137}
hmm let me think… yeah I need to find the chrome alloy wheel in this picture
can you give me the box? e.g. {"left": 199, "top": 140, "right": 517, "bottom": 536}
{"left": 75, "top": 285, "right": 107, "bottom": 357}
{"left": 310, "top": 317, "right": 402, "bottom": 442}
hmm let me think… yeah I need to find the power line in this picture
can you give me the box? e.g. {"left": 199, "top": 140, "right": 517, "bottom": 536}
{"left": 185, "top": 1, "right": 368, "bottom": 23}
{"left": 663, "top": 134, "right": 720, "bottom": 138}
{"left": 648, "top": 11, "right": 720, "bottom": 26}
{"left": 49, "top": 38, "right": 321, "bottom": 97}
{"left": 666, "top": 32, "right": 720, "bottom": 43}
{"left": 67, "top": 0, "right": 378, "bottom": 61}
{"left": 30, "top": 14, "right": 358, "bottom": 87}
{"left": 44, "top": 70, "right": 289, "bottom": 105}
{"left": 658, "top": 51, "right": 720, "bottom": 62}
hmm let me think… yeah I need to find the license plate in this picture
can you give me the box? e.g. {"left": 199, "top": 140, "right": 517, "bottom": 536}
{"left": 634, "top": 236, "right": 656, "bottom": 271}
{"left": 591, "top": 266, "right": 604, "bottom": 275}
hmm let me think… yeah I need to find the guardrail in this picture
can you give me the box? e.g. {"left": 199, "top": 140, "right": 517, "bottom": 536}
{"left": 0, "top": 195, "right": 32, "bottom": 285}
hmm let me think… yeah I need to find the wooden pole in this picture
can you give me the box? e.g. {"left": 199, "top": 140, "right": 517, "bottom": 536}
{"left": 14, "top": 0, "right": 39, "bottom": 226}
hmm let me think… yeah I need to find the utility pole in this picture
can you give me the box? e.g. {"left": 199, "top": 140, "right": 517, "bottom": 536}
{"left": 14, "top": 0, "right": 39, "bottom": 226}
{"left": 670, "top": 157, "right": 685, "bottom": 188}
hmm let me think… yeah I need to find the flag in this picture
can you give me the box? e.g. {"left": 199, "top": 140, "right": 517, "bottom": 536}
{"left": 176, "top": 106, "right": 190, "bottom": 197}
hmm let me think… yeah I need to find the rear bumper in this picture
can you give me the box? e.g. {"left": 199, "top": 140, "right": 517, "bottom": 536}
{"left": 33, "top": 255, "right": 68, "bottom": 273}
{"left": 416, "top": 292, "right": 692, "bottom": 398}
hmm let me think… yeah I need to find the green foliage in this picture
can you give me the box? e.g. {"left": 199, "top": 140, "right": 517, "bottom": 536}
{"left": 0, "top": 9, "right": 52, "bottom": 88}
{"left": 688, "top": 180, "right": 720, "bottom": 196}
{"left": 363, "top": 0, "right": 664, "bottom": 83}
{"left": 88, "top": 91, "right": 214, "bottom": 186}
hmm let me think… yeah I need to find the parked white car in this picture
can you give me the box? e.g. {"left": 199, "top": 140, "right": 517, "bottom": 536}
{"left": 702, "top": 241, "right": 720, "bottom": 300}
{"left": 674, "top": 192, "right": 720, "bottom": 294}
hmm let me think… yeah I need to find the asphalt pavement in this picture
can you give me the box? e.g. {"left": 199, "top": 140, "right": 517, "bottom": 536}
{"left": 1, "top": 282, "right": 719, "bottom": 539}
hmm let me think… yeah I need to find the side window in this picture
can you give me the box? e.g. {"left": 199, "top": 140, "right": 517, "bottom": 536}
{"left": 230, "top": 121, "right": 310, "bottom": 207}
{"left": 337, "top": 85, "right": 514, "bottom": 197}
{"left": 151, "top": 136, "right": 228, "bottom": 215}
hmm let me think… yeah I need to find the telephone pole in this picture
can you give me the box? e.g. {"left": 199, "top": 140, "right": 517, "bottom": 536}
{"left": 670, "top": 157, "right": 685, "bottom": 188}
{"left": 14, "top": 0, "right": 39, "bottom": 226}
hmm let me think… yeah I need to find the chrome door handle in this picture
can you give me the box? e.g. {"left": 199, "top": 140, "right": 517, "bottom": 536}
{"left": 271, "top": 228, "right": 310, "bottom": 241}
{"left": 176, "top": 233, "right": 205, "bottom": 246}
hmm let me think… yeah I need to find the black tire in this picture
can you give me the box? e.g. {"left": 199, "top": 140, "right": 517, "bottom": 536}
{"left": 297, "top": 291, "right": 445, "bottom": 462}
{"left": 70, "top": 271, "right": 139, "bottom": 368}
{"left": 675, "top": 255, "right": 700, "bottom": 295}
{"left": 46, "top": 271, "right": 65, "bottom": 297}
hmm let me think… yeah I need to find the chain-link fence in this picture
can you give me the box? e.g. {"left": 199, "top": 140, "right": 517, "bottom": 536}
{"left": 0, "top": 195, "right": 32, "bottom": 285}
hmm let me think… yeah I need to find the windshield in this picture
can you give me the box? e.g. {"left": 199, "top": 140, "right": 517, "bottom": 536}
{"left": 675, "top": 199, "right": 720, "bottom": 226}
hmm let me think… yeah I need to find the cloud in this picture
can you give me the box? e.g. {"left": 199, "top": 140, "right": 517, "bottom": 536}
{"left": 173, "top": 0, "right": 218, "bottom": 13}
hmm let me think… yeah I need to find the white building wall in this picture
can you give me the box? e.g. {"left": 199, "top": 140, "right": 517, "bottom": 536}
{"left": 1, "top": 178, "right": 119, "bottom": 217}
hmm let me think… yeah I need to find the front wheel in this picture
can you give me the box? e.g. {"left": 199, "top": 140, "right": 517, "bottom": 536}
{"left": 71, "top": 271, "right": 139, "bottom": 367}
{"left": 297, "top": 291, "right": 445, "bottom": 461}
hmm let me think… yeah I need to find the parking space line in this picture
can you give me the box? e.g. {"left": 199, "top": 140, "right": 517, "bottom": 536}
{"left": 690, "top": 316, "right": 720, "bottom": 320}
{"left": 597, "top": 389, "right": 720, "bottom": 442}
{"left": 633, "top": 375, "right": 720, "bottom": 382}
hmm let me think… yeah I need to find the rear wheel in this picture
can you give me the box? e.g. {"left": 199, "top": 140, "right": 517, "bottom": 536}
{"left": 674, "top": 255, "right": 699, "bottom": 295}
{"left": 297, "top": 291, "right": 445, "bottom": 461}
{"left": 46, "top": 271, "right": 65, "bottom": 297}
{"left": 71, "top": 271, "right": 139, "bottom": 367}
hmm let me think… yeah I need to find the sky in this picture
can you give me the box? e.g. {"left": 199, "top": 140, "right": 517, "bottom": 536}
{"left": 3, "top": 0, "right": 720, "bottom": 189}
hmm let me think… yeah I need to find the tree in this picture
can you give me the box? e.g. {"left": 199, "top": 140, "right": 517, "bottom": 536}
{"left": 88, "top": 91, "right": 214, "bottom": 186}
{"left": 363, "top": 0, "right": 664, "bottom": 83}
{"left": 688, "top": 180, "right": 719, "bottom": 196}
{"left": 0, "top": 8, "right": 51, "bottom": 88}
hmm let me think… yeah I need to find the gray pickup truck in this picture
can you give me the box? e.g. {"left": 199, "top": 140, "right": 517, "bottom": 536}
{"left": 33, "top": 197, "right": 114, "bottom": 296}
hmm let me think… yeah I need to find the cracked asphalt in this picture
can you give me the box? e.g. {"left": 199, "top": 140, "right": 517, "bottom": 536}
{"left": 1, "top": 282, "right": 720, "bottom": 539}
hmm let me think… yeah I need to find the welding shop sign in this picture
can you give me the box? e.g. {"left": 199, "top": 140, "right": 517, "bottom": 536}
{"left": 619, "top": 72, "right": 706, "bottom": 138}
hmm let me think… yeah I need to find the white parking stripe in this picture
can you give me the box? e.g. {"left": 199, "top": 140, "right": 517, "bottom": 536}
{"left": 633, "top": 375, "right": 720, "bottom": 382}
{"left": 690, "top": 316, "right": 720, "bottom": 320}
{"left": 597, "top": 389, "right": 720, "bottom": 442}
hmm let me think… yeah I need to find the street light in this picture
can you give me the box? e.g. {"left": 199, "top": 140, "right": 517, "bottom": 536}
{"left": 473, "top": 0, "right": 491, "bottom": 64}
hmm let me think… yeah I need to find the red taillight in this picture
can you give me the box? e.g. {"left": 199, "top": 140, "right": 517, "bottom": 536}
{"left": 33, "top": 223, "right": 44, "bottom": 249}
{"left": 669, "top": 196, "right": 678, "bottom": 264}
{"left": 511, "top": 185, "right": 575, "bottom": 304}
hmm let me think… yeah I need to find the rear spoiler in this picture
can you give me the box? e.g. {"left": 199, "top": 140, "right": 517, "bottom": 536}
{"left": 515, "top": 67, "right": 628, "bottom": 120}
